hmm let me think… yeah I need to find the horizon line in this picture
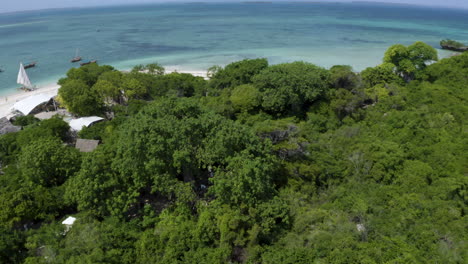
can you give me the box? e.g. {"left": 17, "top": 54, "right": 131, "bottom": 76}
{"left": 1, "top": 1, "right": 467, "bottom": 15}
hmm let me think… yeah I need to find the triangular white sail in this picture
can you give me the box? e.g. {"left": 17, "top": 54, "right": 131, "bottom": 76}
{"left": 17, "top": 63, "right": 32, "bottom": 88}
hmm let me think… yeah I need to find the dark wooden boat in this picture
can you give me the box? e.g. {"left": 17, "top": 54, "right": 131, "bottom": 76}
{"left": 70, "top": 49, "right": 82, "bottom": 63}
{"left": 20, "top": 87, "right": 35, "bottom": 92}
{"left": 71, "top": 56, "right": 82, "bottom": 63}
{"left": 24, "top": 62, "right": 36, "bottom": 69}
{"left": 80, "top": 60, "right": 97, "bottom": 66}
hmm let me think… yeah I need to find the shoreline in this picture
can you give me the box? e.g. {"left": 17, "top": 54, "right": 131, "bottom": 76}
{"left": 0, "top": 68, "right": 208, "bottom": 119}
{"left": 0, "top": 83, "right": 60, "bottom": 119}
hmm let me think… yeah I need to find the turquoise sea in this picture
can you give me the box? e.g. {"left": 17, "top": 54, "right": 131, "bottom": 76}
{"left": 0, "top": 2, "right": 467, "bottom": 95}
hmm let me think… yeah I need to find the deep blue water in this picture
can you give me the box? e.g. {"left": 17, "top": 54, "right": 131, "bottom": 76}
{"left": 0, "top": 2, "right": 467, "bottom": 94}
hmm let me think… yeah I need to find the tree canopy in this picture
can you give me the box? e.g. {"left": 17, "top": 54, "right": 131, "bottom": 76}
{"left": 383, "top": 41, "right": 438, "bottom": 81}
{"left": 253, "top": 61, "right": 330, "bottom": 115}
{"left": 2, "top": 41, "right": 467, "bottom": 264}
{"left": 209, "top": 58, "right": 269, "bottom": 90}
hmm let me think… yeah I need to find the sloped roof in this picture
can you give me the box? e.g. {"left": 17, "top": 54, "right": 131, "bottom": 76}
{"left": 62, "top": 216, "right": 77, "bottom": 226}
{"left": 34, "top": 109, "right": 70, "bottom": 120}
{"left": 69, "top": 116, "right": 104, "bottom": 131}
{"left": 0, "top": 117, "right": 21, "bottom": 135}
{"left": 11, "top": 93, "right": 53, "bottom": 116}
{"left": 75, "top": 139, "right": 100, "bottom": 152}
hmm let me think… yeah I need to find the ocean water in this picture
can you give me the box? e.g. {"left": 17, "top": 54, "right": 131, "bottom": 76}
{"left": 0, "top": 2, "right": 467, "bottom": 95}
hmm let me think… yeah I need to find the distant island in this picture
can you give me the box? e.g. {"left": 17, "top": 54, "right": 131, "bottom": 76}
{"left": 440, "top": 39, "right": 468, "bottom": 52}
{"left": 242, "top": 1, "right": 273, "bottom": 3}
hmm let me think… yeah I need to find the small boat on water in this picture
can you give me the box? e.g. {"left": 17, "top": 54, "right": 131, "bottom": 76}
{"left": 24, "top": 62, "right": 37, "bottom": 69}
{"left": 17, "top": 63, "right": 35, "bottom": 91}
{"left": 0, "top": 68, "right": 4, "bottom": 73}
{"left": 71, "top": 57, "right": 82, "bottom": 63}
{"left": 71, "top": 49, "right": 82, "bottom": 63}
{"left": 80, "top": 60, "right": 97, "bottom": 66}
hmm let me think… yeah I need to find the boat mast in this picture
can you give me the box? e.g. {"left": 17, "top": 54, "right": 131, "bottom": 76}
{"left": 17, "top": 63, "right": 33, "bottom": 89}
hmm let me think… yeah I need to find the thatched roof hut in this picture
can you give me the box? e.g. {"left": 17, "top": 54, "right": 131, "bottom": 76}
{"left": 75, "top": 139, "right": 100, "bottom": 152}
{"left": 0, "top": 117, "right": 21, "bottom": 135}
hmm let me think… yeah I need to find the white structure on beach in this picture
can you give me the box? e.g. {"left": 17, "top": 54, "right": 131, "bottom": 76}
{"left": 11, "top": 93, "right": 53, "bottom": 116}
{"left": 69, "top": 116, "right": 104, "bottom": 131}
{"left": 61, "top": 216, "right": 77, "bottom": 233}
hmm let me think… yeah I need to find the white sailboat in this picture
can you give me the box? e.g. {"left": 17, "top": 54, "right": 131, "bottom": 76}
{"left": 17, "top": 63, "right": 34, "bottom": 91}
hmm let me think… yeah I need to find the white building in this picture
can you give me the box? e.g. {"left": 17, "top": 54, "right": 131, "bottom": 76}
{"left": 11, "top": 93, "right": 54, "bottom": 116}
{"left": 68, "top": 116, "right": 104, "bottom": 131}
{"left": 61, "top": 216, "right": 77, "bottom": 234}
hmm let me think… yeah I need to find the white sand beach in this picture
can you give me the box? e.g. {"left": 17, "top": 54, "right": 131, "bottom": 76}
{"left": 122, "top": 68, "right": 209, "bottom": 79}
{"left": 0, "top": 83, "right": 60, "bottom": 119}
{"left": 164, "top": 67, "right": 209, "bottom": 79}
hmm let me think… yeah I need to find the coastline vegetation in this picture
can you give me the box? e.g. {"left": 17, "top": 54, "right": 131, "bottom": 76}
{"left": 440, "top": 39, "right": 468, "bottom": 52}
{"left": 1, "top": 41, "right": 467, "bottom": 263}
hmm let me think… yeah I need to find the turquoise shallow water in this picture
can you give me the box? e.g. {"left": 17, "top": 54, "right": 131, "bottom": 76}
{"left": 0, "top": 2, "right": 467, "bottom": 95}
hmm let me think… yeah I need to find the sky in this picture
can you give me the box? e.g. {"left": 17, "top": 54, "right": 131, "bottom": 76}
{"left": 2, "top": 0, "right": 468, "bottom": 13}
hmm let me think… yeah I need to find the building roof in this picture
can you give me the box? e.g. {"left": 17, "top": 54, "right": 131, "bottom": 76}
{"left": 75, "top": 139, "right": 100, "bottom": 152}
{"left": 34, "top": 109, "right": 71, "bottom": 120}
{"left": 11, "top": 93, "right": 53, "bottom": 116}
{"left": 356, "top": 223, "right": 366, "bottom": 232}
{"left": 0, "top": 117, "right": 21, "bottom": 135}
{"left": 61, "top": 216, "right": 77, "bottom": 226}
{"left": 69, "top": 116, "right": 104, "bottom": 131}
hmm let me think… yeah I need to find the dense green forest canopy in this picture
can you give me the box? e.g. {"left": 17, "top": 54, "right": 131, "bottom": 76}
{"left": 1, "top": 42, "right": 467, "bottom": 263}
